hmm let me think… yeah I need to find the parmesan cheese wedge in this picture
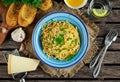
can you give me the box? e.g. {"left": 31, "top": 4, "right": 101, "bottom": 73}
{"left": 8, "top": 54, "right": 40, "bottom": 74}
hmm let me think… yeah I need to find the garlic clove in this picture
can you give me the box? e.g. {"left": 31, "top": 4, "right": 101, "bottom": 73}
{"left": 11, "top": 27, "right": 26, "bottom": 42}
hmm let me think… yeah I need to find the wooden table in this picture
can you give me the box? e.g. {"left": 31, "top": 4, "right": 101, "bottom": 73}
{"left": 0, "top": 0, "right": 120, "bottom": 82}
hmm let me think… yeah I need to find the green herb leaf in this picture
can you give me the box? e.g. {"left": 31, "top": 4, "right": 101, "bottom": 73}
{"left": 2, "top": 0, "right": 43, "bottom": 9}
{"left": 60, "top": 27, "right": 67, "bottom": 31}
{"left": 70, "top": 39, "right": 78, "bottom": 46}
{"left": 47, "top": 43, "right": 50, "bottom": 47}
{"left": 65, "top": 54, "right": 76, "bottom": 61}
{"left": 52, "top": 40, "right": 54, "bottom": 44}
{"left": 55, "top": 34, "right": 64, "bottom": 46}
{"left": 74, "top": 39, "right": 78, "bottom": 44}
{"left": 63, "top": 48, "right": 68, "bottom": 50}
{"left": 67, "top": 37, "right": 72, "bottom": 41}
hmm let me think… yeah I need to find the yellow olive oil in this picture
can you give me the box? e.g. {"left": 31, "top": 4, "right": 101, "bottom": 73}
{"left": 66, "top": 0, "right": 84, "bottom": 7}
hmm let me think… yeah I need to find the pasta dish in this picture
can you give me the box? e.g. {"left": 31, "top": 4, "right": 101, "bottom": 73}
{"left": 41, "top": 21, "right": 80, "bottom": 60}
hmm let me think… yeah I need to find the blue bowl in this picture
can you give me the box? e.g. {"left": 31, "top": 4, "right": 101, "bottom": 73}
{"left": 32, "top": 12, "right": 89, "bottom": 68}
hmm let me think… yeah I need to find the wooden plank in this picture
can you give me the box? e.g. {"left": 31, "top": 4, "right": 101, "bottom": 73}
{"left": 76, "top": 80, "right": 120, "bottom": 82}
{"left": 0, "top": 65, "right": 119, "bottom": 78}
{"left": 87, "top": 0, "right": 120, "bottom": 8}
{"left": 103, "top": 51, "right": 120, "bottom": 64}
{"left": 77, "top": 10, "right": 120, "bottom": 23}
{"left": 0, "top": 30, "right": 119, "bottom": 50}
{"left": 0, "top": 10, "right": 119, "bottom": 24}
{"left": 96, "top": 37, "right": 120, "bottom": 50}
{"left": 0, "top": 39, "right": 20, "bottom": 49}
{"left": 0, "top": 80, "right": 120, "bottom": 82}
{"left": 0, "top": 24, "right": 119, "bottom": 49}
{"left": 0, "top": 66, "right": 11, "bottom": 78}
{"left": 111, "top": 0, "right": 120, "bottom": 8}
{"left": 0, "top": 11, "right": 120, "bottom": 24}
{"left": 1, "top": 21, "right": 120, "bottom": 39}
{"left": 0, "top": 0, "right": 120, "bottom": 24}
{"left": 96, "top": 24, "right": 120, "bottom": 37}
{"left": 90, "top": 10, "right": 120, "bottom": 22}
{"left": 0, "top": 51, "right": 7, "bottom": 63}
{"left": 69, "top": 0, "right": 120, "bottom": 8}
{"left": 0, "top": 50, "right": 120, "bottom": 64}
{"left": 0, "top": 49, "right": 120, "bottom": 64}
{"left": 0, "top": 16, "right": 2, "bottom": 22}
{"left": 74, "top": 66, "right": 120, "bottom": 78}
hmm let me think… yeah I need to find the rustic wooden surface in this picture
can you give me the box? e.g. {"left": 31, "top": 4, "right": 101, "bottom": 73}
{"left": 0, "top": 0, "right": 120, "bottom": 82}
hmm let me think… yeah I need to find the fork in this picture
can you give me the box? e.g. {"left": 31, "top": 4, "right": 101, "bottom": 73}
{"left": 89, "top": 29, "right": 118, "bottom": 78}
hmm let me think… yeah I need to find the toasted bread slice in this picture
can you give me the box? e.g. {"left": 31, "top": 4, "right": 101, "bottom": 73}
{"left": 6, "top": 3, "right": 21, "bottom": 27}
{"left": 40, "top": 0, "right": 53, "bottom": 11}
{"left": 18, "top": 4, "right": 37, "bottom": 27}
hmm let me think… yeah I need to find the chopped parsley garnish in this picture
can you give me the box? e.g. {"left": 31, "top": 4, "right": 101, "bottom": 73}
{"left": 70, "top": 39, "right": 78, "bottom": 46}
{"left": 63, "top": 48, "right": 68, "bottom": 50}
{"left": 42, "top": 38, "right": 46, "bottom": 41}
{"left": 65, "top": 54, "right": 76, "bottom": 61}
{"left": 74, "top": 39, "right": 78, "bottom": 44}
{"left": 55, "top": 34, "right": 64, "bottom": 46}
{"left": 60, "top": 27, "right": 67, "bottom": 31}
{"left": 47, "top": 43, "right": 50, "bottom": 46}
{"left": 52, "top": 40, "right": 54, "bottom": 44}
{"left": 67, "top": 37, "right": 72, "bottom": 41}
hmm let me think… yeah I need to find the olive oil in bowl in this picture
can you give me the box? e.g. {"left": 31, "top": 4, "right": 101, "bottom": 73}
{"left": 64, "top": 0, "right": 88, "bottom": 9}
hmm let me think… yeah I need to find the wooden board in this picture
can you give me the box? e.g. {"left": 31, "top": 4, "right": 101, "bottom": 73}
{"left": 0, "top": 0, "right": 120, "bottom": 81}
{"left": 0, "top": 65, "right": 119, "bottom": 78}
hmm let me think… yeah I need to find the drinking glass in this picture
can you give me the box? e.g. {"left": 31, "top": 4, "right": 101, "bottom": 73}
{"left": 87, "top": 0, "right": 112, "bottom": 18}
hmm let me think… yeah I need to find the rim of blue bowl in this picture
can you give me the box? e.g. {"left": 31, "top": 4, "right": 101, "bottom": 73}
{"left": 32, "top": 11, "right": 89, "bottom": 68}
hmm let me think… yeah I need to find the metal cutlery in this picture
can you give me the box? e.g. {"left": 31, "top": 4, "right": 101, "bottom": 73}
{"left": 89, "top": 29, "right": 118, "bottom": 78}
{"left": 12, "top": 72, "right": 27, "bottom": 82}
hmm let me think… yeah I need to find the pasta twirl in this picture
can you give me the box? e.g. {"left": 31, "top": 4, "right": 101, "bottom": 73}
{"left": 41, "top": 21, "right": 80, "bottom": 60}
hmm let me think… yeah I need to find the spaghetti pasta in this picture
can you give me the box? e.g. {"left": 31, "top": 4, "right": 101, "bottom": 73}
{"left": 41, "top": 21, "right": 80, "bottom": 60}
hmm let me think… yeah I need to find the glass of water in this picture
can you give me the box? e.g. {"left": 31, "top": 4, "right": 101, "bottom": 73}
{"left": 87, "top": 0, "right": 112, "bottom": 18}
